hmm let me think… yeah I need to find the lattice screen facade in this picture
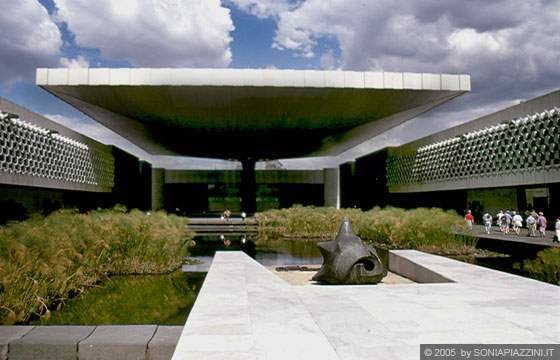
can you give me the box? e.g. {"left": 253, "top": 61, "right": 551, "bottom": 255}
{"left": 387, "top": 107, "right": 560, "bottom": 191}
{"left": 0, "top": 111, "right": 114, "bottom": 189}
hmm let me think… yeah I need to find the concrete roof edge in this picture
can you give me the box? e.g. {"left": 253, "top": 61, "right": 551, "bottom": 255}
{"left": 36, "top": 67, "right": 470, "bottom": 91}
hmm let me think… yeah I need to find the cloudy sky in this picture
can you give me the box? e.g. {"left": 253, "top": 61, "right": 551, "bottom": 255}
{"left": 1, "top": 0, "right": 558, "bottom": 169}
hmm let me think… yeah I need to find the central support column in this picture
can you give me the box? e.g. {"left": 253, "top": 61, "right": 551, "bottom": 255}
{"left": 240, "top": 158, "right": 257, "bottom": 214}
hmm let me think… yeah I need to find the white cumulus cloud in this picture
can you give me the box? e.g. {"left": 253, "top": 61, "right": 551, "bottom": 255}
{"left": 59, "top": 55, "right": 90, "bottom": 68}
{"left": 0, "top": 0, "right": 62, "bottom": 87}
{"left": 319, "top": 50, "right": 337, "bottom": 70}
{"left": 226, "top": 0, "right": 295, "bottom": 20}
{"left": 231, "top": 0, "right": 560, "bottom": 158}
{"left": 230, "top": 0, "right": 560, "bottom": 98}
{"left": 53, "top": 0, "right": 235, "bottom": 67}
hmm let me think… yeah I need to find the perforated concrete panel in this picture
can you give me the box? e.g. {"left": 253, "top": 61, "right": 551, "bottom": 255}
{"left": 0, "top": 112, "right": 114, "bottom": 189}
{"left": 387, "top": 108, "right": 560, "bottom": 192}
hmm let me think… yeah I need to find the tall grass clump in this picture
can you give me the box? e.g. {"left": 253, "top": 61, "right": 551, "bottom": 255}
{"left": 255, "top": 205, "right": 363, "bottom": 238}
{"left": 255, "top": 205, "right": 475, "bottom": 255}
{"left": 0, "top": 206, "right": 193, "bottom": 325}
{"left": 356, "top": 207, "right": 476, "bottom": 254}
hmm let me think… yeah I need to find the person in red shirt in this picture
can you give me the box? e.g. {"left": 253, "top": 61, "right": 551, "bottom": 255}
{"left": 464, "top": 210, "right": 474, "bottom": 231}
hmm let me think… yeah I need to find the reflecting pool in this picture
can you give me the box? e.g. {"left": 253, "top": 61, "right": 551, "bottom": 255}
{"left": 184, "top": 234, "right": 389, "bottom": 270}
{"left": 35, "top": 233, "right": 537, "bottom": 326}
{"left": 30, "top": 271, "right": 206, "bottom": 325}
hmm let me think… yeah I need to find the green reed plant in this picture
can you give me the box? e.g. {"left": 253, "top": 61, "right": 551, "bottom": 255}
{"left": 255, "top": 205, "right": 363, "bottom": 238}
{"left": 255, "top": 205, "right": 475, "bottom": 255}
{"left": 356, "top": 207, "right": 477, "bottom": 254}
{"left": 513, "top": 247, "right": 560, "bottom": 285}
{"left": 0, "top": 206, "right": 193, "bottom": 325}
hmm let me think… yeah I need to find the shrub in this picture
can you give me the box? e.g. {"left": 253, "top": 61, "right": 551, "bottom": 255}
{"left": 255, "top": 205, "right": 362, "bottom": 238}
{"left": 0, "top": 206, "right": 193, "bottom": 325}
{"left": 514, "top": 247, "right": 560, "bottom": 285}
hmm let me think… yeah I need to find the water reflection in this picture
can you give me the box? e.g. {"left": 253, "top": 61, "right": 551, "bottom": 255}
{"left": 36, "top": 235, "right": 390, "bottom": 325}
{"left": 184, "top": 235, "right": 324, "bottom": 269}
{"left": 184, "top": 235, "right": 389, "bottom": 269}
{"left": 31, "top": 271, "right": 206, "bottom": 325}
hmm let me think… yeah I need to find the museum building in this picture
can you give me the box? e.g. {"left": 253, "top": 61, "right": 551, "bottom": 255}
{"left": 0, "top": 68, "right": 558, "bottom": 222}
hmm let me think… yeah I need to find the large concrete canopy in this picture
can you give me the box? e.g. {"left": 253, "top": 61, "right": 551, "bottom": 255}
{"left": 37, "top": 68, "right": 470, "bottom": 161}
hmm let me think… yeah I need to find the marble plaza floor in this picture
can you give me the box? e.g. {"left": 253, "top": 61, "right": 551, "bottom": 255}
{"left": 172, "top": 250, "right": 560, "bottom": 360}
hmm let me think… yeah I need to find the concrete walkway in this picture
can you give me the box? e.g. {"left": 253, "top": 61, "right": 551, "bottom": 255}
{"left": 471, "top": 224, "right": 559, "bottom": 247}
{"left": 188, "top": 217, "right": 258, "bottom": 235}
{"left": 173, "top": 250, "right": 559, "bottom": 360}
{"left": 188, "top": 217, "right": 257, "bottom": 225}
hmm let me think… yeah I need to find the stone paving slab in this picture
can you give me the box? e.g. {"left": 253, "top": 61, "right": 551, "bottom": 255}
{"left": 0, "top": 326, "right": 34, "bottom": 360}
{"left": 0, "top": 325, "right": 181, "bottom": 360}
{"left": 173, "top": 250, "right": 560, "bottom": 360}
{"left": 10, "top": 325, "right": 94, "bottom": 360}
{"left": 79, "top": 325, "right": 157, "bottom": 360}
{"left": 147, "top": 326, "right": 183, "bottom": 360}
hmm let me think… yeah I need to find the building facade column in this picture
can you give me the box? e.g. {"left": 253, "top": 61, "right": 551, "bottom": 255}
{"left": 151, "top": 168, "right": 165, "bottom": 210}
{"left": 240, "top": 158, "right": 257, "bottom": 214}
{"left": 324, "top": 167, "right": 340, "bottom": 209}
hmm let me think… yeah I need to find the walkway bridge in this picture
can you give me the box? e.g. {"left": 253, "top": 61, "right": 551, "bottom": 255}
{"left": 188, "top": 217, "right": 258, "bottom": 235}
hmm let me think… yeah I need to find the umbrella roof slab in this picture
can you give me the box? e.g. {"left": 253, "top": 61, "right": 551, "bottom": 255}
{"left": 37, "top": 68, "right": 470, "bottom": 160}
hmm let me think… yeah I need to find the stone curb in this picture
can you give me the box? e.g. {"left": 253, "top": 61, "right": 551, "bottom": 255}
{"left": 0, "top": 325, "right": 182, "bottom": 360}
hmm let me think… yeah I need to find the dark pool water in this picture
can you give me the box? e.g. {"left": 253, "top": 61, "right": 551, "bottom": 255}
{"left": 183, "top": 234, "right": 389, "bottom": 271}
{"left": 185, "top": 234, "right": 323, "bottom": 269}
{"left": 30, "top": 271, "right": 206, "bottom": 326}
{"left": 33, "top": 235, "right": 334, "bottom": 326}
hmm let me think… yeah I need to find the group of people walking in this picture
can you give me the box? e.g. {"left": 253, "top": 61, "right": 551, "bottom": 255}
{"left": 466, "top": 209, "right": 560, "bottom": 243}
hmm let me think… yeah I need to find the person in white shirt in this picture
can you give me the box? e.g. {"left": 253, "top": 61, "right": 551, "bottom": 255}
{"left": 496, "top": 210, "right": 504, "bottom": 232}
{"left": 483, "top": 212, "right": 493, "bottom": 234}
{"left": 512, "top": 211, "right": 523, "bottom": 236}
